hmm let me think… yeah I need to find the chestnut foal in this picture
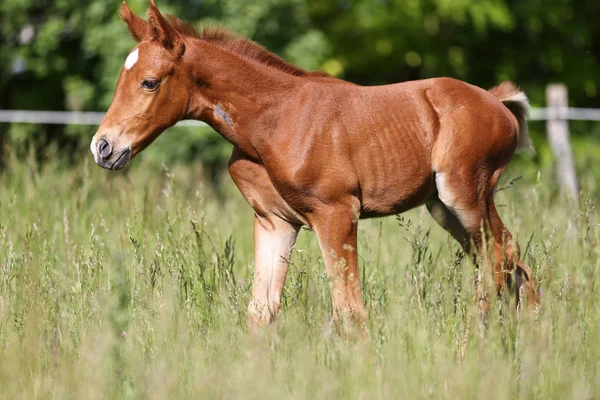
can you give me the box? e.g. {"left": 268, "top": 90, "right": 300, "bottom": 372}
{"left": 91, "top": 1, "right": 538, "bottom": 332}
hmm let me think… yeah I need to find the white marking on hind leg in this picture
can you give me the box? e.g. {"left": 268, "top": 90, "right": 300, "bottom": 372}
{"left": 435, "top": 172, "right": 476, "bottom": 228}
{"left": 435, "top": 172, "right": 456, "bottom": 209}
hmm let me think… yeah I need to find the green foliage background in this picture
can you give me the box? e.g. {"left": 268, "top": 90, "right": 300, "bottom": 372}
{"left": 0, "top": 0, "right": 599, "bottom": 168}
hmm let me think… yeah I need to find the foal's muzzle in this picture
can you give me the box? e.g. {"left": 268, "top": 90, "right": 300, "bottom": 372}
{"left": 91, "top": 136, "right": 131, "bottom": 170}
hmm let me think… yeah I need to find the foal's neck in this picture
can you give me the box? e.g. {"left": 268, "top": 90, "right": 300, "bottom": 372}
{"left": 184, "top": 40, "right": 301, "bottom": 158}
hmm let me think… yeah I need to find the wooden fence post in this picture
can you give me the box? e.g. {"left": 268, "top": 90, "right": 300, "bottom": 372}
{"left": 546, "top": 84, "right": 579, "bottom": 203}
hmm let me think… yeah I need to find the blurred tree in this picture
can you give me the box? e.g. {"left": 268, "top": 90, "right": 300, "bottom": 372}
{"left": 0, "top": 0, "right": 598, "bottom": 168}
{"left": 306, "top": 0, "right": 600, "bottom": 107}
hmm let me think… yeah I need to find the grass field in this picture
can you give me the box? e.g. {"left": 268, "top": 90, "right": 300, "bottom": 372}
{"left": 0, "top": 146, "right": 598, "bottom": 399}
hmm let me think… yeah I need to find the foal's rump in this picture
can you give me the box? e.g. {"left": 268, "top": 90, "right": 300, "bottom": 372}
{"left": 488, "top": 81, "right": 532, "bottom": 152}
{"left": 425, "top": 78, "right": 529, "bottom": 167}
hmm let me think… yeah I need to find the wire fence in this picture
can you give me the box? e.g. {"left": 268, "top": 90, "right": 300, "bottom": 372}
{"left": 1, "top": 98, "right": 596, "bottom": 203}
{"left": 0, "top": 110, "right": 207, "bottom": 126}
{"left": 529, "top": 107, "right": 600, "bottom": 121}
{"left": 1, "top": 108, "right": 600, "bottom": 126}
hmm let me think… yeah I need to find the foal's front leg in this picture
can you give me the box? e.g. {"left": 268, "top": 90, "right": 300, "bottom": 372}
{"left": 248, "top": 215, "right": 300, "bottom": 329}
{"left": 310, "top": 203, "right": 367, "bottom": 335}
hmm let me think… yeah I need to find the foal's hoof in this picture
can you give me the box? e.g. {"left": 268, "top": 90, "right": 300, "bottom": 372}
{"left": 516, "top": 278, "right": 540, "bottom": 314}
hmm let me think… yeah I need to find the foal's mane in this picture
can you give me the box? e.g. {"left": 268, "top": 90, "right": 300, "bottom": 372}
{"left": 167, "top": 16, "right": 328, "bottom": 78}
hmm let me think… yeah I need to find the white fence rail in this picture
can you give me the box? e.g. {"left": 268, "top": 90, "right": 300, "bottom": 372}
{"left": 529, "top": 107, "right": 600, "bottom": 121}
{"left": 1, "top": 108, "right": 600, "bottom": 126}
{"left": 0, "top": 110, "right": 207, "bottom": 126}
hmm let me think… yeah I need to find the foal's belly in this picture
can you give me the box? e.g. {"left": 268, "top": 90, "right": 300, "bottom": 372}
{"left": 356, "top": 144, "right": 436, "bottom": 219}
{"left": 349, "top": 116, "right": 436, "bottom": 218}
{"left": 359, "top": 172, "right": 436, "bottom": 218}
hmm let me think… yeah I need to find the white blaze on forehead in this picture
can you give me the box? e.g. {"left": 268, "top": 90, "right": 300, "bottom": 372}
{"left": 124, "top": 48, "right": 139, "bottom": 70}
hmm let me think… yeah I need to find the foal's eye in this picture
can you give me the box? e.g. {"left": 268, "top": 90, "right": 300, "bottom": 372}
{"left": 141, "top": 78, "right": 160, "bottom": 91}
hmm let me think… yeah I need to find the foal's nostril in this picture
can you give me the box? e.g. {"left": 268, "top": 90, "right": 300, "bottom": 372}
{"left": 97, "top": 138, "right": 112, "bottom": 159}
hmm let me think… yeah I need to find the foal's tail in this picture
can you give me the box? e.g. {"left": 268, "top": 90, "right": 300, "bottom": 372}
{"left": 489, "top": 82, "right": 534, "bottom": 152}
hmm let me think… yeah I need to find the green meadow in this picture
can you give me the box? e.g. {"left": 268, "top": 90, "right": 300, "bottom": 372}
{"left": 0, "top": 143, "right": 598, "bottom": 399}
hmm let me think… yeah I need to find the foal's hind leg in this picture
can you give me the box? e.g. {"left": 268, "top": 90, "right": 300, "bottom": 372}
{"left": 426, "top": 197, "right": 488, "bottom": 309}
{"left": 431, "top": 169, "right": 538, "bottom": 310}
{"left": 426, "top": 198, "right": 471, "bottom": 254}
{"left": 428, "top": 170, "right": 491, "bottom": 310}
{"left": 487, "top": 190, "right": 539, "bottom": 309}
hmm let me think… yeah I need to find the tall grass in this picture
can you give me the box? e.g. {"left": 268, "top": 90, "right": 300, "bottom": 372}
{"left": 0, "top": 147, "right": 598, "bottom": 399}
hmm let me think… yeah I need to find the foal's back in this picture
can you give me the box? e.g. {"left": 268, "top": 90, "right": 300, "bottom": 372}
{"left": 269, "top": 77, "right": 518, "bottom": 218}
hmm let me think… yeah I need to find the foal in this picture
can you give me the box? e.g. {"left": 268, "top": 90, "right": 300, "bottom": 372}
{"left": 91, "top": 1, "right": 538, "bottom": 332}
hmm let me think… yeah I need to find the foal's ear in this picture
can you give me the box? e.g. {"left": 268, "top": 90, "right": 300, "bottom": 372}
{"left": 120, "top": 2, "right": 152, "bottom": 42}
{"left": 147, "top": 0, "right": 185, "bottom": 57}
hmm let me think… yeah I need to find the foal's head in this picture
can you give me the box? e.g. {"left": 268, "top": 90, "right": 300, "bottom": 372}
{"left": 91, "top": 1, "right": 193, "bottom": 170}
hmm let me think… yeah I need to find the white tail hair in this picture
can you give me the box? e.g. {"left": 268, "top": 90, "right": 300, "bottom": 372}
{"left": 489, "top": 82, "right": 534, "bottom": 153}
